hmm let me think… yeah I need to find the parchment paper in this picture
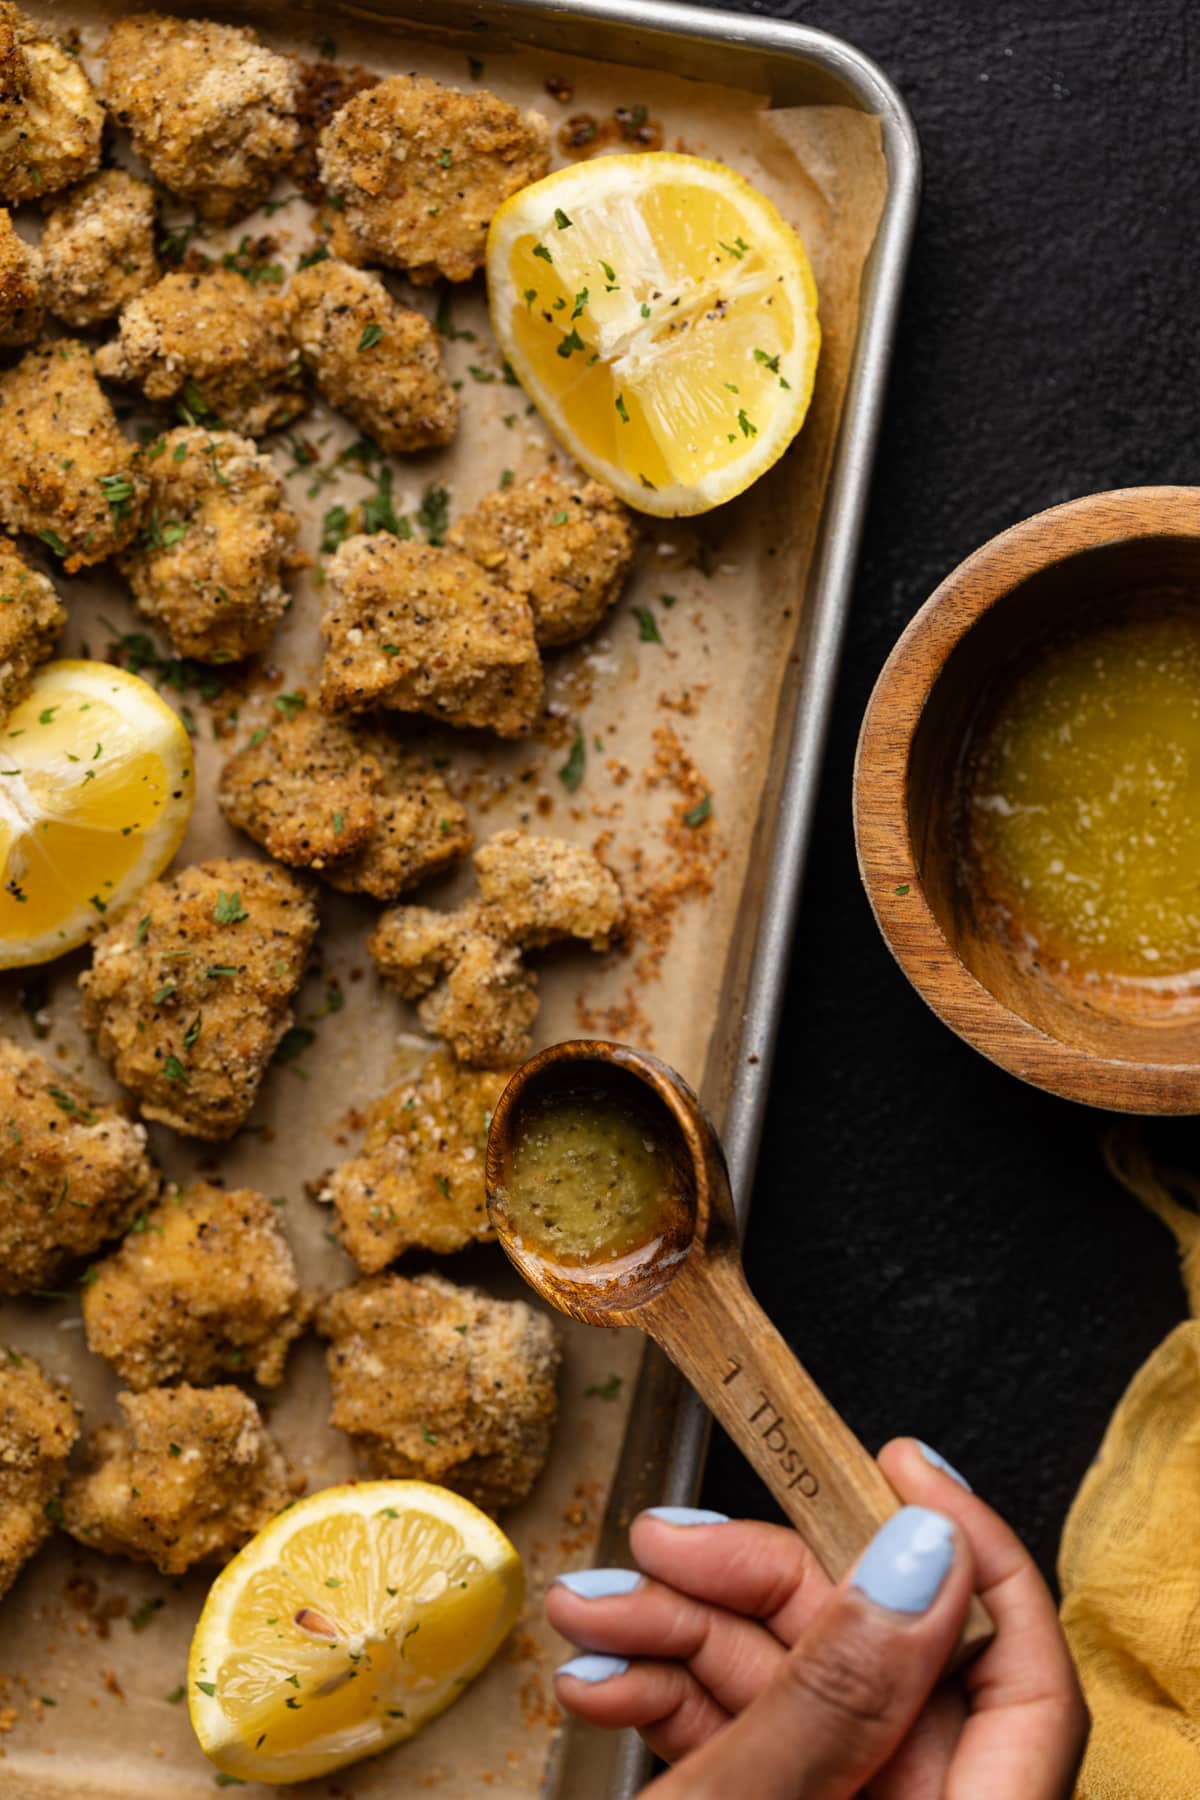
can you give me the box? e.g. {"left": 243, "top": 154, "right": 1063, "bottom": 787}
{"left": 0, "top": 6, "right": 886, "bottom": 1794}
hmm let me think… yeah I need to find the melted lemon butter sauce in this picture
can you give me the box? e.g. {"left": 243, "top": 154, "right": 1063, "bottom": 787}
{"left": 502, "top": 1084, "right": 686, "bottom": 1268}
{"left": 965, "top": 606, "right": 1200, "bottom": 984}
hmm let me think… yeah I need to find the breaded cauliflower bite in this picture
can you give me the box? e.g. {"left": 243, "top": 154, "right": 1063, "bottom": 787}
{"left": 0, "top": 1038, "right": 159, "bottom": 1295}
{"left": 0, "top": 340, "right": 147, "bottom": 570}
{"left": 63, "top": 1384, "right": 299, "bottom": 1574}
{"left": 0, "top": 206, "right": 41, "bottom": 346}
{"left": 83, "top": 1181, "right": 309, "bottom": 1390}
{"left": 287, "top": 258, "right": 456, "bottom": 454}
{"left": 319, "top": 74, "right": 550, "bottom": 284}
{"left": 95, "top": 269, "right": 304, "bottom": 437}
{"left": 0, "top": 1350, "right": 78, "bottom": 1600}
{"left": 369, "top": 831, "right": 625, "bottom": 1065}
{"left": 78, "top": 857, "right": 319, "bottom": 1141}
{"left": 0, "top": 3, "right": 103, "bottom": 202}
{"left": 0, "top": 535, "right": 63, "bottom": 717}
{"left": 450, "top": 471, "right": 637, "bottom": 648}
{"left": 317, "top": 1272, "right": 559, "bottom": 1513}
{"left": 103, "top": 13, "right": 300, "bottom": 224}
{"left": 320, "top": 1051, "right": 507, "bottom": 1271}
{"left": 118, "top": 427, "right": 299, "bottom": 663}
{"left": 218, "top": 700, "right": 471, "bottom": 899}
{"left": 320, "top": 536, "right": 542, "bottom": 738}
{"left": 40, "top": 169, "right": 159, "bottom": 329}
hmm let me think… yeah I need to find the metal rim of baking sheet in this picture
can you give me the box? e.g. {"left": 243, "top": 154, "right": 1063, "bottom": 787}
{"left": 319, "top": 0, "right": 918, "bottom": 1789}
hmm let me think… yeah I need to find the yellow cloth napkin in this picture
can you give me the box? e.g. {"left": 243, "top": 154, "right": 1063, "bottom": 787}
{"left": 1059, "top": 1134, "right": 1200, "bottom": 1799}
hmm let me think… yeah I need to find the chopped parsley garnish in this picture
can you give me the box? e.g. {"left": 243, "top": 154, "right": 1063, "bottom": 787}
{"left": 718, "top": 236, "right": 750, "bottom": 259}
{"left": 633, "top": 606, "right": 661, "bottom": 643}
{"left": 585, "top": 1373, "right": 622, "bottom": 1400}
{"left": 130, "top": 1596, "right": 164, "bottom": 1632}
{"left": 552, "top": 509, "right": 570, "bottom": 525}
{"left": 320, "top": 503, "right": 350, "bottom": 553}
{"left": 168, "top": 1442, "right": 183, "bottom": 1458}
{"left": 435, "top": 291, "right": 475, "bottom": 341}
{"left": 153, "top": 982, "right": 176, "bottom": 1004}
{"left": 558, "top": 728, "right": 586, "bottom": 792}
{"left": 357, "top": 322, "right": 385, "bottom": 352}
{"left": 641, "top": 301, "right": 651, "bottom": 318}
{"left": 467, "top": 364, "right": 496, "bottom": 383}
{"left": 99, "top": 471, "right": 136, "bottom": 522}
{"left": 163, "top": 1055, "right": 189, "bottom": 1084}
{"left": 437, "top": 147, "right": 452, "bottom": 168}
{"left": 600, "top": 259, "right": 617, "bottom": 282}
{"left": 48, "top": 1086, "right": 95, "bottom": 1123}
{"left": 416, "top": 485, "right": 450, "bottom": 546}
{"left": 615, "top": 393, "right": 629, "bottom": 422}
{"left": 275, "top": 691, "right": 306, "bottom": 719}
{"left": 895, "top": 882, "right": 911, "bottom": 896}
{"left": 221, "top": 236, "right": 285, "bottom": 287}
{"left": 183, "top": 1014, "right": 202, "bottom": 1051}
{"left": 274, "top": 1026, "right": 316, "bottom": 1064}
{"left": 571, "top": 286, "right": 589, "bottom": 318}
{"left": 532, "top": 243, "right": 552, "bottom": 263}
{"left": 556, "top": 328, "right": 585, "bottom": 359}
{"left": 422, "top": 1425, "right": 440, "bottom": 1444}
{"left": 194, "top": 1679, "right": 216, "bottom": 1697}
{"left": 136, "top": 914, "right": 151, "bottom": 945}
{"left": 165, "top": 1685, "right": 186, "bottom": 1704}
{"left": 684, "top": 792, "right": 712, "bottom": 827}
{"left": 179, "top": 379, "right": 219, "bottom": 427}
{"left": 37, "top": 529, "right": 67, "bottom": 558}
{"left": 554, "top": 207, "right": 573, "bottom": 229}
{"left": 499, "top": 468, "right": 514, "bottom": 488}
{"left": 213, "top": 891, "right": 248, "bottom": 925}
{"left": 362, "top": 465, "right": 408, "bottom": 537}
{"left": 753, "top": 347, "right": 781, "bottom": 372}
{"left": 315, "top": 32, "right": 337, "bottom": 57}
{"left": 737, "top": 409, "right": 757, "bottom": 438}
{"left": 523, "top": 287, "right": 537, "bottom": 309}
{"left": 297, "top": 243, "right": 331, "bottom": 270}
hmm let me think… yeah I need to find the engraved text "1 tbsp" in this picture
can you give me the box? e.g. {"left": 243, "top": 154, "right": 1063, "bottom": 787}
{"left": 723, "top": 1359, "right": 819, "bottom": 1496}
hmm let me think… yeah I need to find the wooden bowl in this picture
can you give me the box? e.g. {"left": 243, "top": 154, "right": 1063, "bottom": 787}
{"left": 854, "top": 486, "right": 1200, "bottom": 1115}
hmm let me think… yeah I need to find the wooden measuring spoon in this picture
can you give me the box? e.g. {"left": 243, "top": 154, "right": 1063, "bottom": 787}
{"left": 486, "top": 1038, "right": 994, "bottom": 1665}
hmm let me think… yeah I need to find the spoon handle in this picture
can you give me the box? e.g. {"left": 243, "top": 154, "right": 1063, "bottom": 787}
{"left": 649, "top": 1254, "right": 994, "bottom": 1664}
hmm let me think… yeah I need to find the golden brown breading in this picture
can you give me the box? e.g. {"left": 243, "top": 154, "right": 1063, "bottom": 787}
{"left": 320, "top": 1052, "right": 507, "bottom": 1271}
{"left": 103, "top": 13, "right": 299, "bottom": 224}
{"left": 218, "top": 701, "right": 472, "bottom": 899}
{"left": 78, "top": 857, "right": 320, "bottom": 1141}
{"left": 0, "top": 4, "right": 103, "bottom": 203}
{"left": 0, "top": 535, "right": 63, "bottom": 716}
{"left": 291, "top": 57, "right": 378, "bottom": 203}
{"left": 449, "top": 471, "right": 637, "bottom": 648}
{"left": 369, "top": 832, "right": 625, "bottom": 1065}
{"left": 83, "top": 1181, "right": 309, "bottom": 1390}
{"left": 0, "top": 1350, "right": 78, "bottom": 1600}
{"left": 320, "top": 535, "right": 542, "bottom": 738}
{"left": 287, "top": 257, "right": 456, "bottom": 454}
{"left": 368, "top": 911, "right": 538, "bottom": 1070}
{"left": 62, "top": 1384, "right": 300, "bottom": 1574}
{"left": 0, "top": 1038, "right": 159, "bottom": 1295}
{"left": 40, "top": 169, "right": 159, "bottom": 329}
{"left": 474, "top": 828, "right": 626, "bottom": 950}
{"left": 118, "top": 427, "right": 299, "bottom": 663}
{"left": 0, "top": 206, "right": 41, "bottom": 346}
{"left": 318, "top": 74, "right": 550, "bottom": 284}
{"left": 0, "top": 340, "right": 147, "bottom": 570}
{"left": 317, "top": 1271, "right": 559, "bottom": 1513}
{"left": 95, "top": 269, "right": 304, "bottom": 437}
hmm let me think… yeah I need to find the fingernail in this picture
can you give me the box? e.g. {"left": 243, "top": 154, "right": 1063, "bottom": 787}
{"left": 851, "top": 1506, "right": 955, "bottom": 1615}
{"left": 553, "top": 1567, "right": 643, "bottom": 1599}
{"left": 642, "top": 1505, "right": 729, "bottom": 1527}
{"left": 556, "top": 1652, "right": 630, "bottom": 1684}
{"left": 915, "top": 1440, "right": 972, "bottom": 1491}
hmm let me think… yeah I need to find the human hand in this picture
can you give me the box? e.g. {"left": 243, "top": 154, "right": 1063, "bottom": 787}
{"left": 547, "top": 1436, "right": 1087, "bottom": 1799}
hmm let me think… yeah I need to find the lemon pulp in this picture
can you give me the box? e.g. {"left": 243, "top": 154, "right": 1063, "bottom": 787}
{"left": 0, "top": 660, "right": 194, "bottom": 966}
{"left": 188, "top": 1480, "right": 525, "bottom": 1786}
{"left": 487, "top": 154, "right": 820, "bottom": 515}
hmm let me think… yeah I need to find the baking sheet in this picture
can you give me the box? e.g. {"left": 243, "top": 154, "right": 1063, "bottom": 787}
{"left": 0, "top": 4, "right": 888, "bottom": 1794}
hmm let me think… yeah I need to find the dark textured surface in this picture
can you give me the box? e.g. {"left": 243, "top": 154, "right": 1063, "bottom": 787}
{"left": 697, "top": 0, "right": 1197, "bottom": 1583}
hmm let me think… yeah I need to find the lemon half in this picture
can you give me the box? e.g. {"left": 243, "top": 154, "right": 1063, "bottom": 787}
{"left": 188, "top": 1480, "right": 525, "bottom": 1786}
{"left": 487, "top": 152, "right": 821, "bottom": 516}
{"left": 0, "top": 660, "right": 194, "bottom": 968}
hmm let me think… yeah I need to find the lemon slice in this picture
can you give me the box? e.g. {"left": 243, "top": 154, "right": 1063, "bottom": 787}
{"left": 188, "top": 1480, "right": 525, "bottom": 1786}
{"left": 487, "top": 152, "right": 821, "bottom": 516}
{"left": 0, "top": 659, "right": 194, "bottom": 968}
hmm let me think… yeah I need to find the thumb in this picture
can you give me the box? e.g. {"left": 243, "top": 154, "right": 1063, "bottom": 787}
{"left": 644, "top": 1506, "right": 973, "bottom": 1800}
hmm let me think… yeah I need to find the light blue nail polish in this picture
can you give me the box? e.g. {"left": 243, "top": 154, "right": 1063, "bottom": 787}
{"left": 916, "top": 1440, "right": 973, "bottom": 1492}
{"left": 642, "top": 1505, "right": 729, "bottom": 1527}
{"left": 851, "top": 1506, "right": 955, "bottom": 1615}
{"left": 554, "top": 1567, "right": 643, "bottom": 1599}
{"left": 556, "top": 1652, "right": 630, "bottom": 1684}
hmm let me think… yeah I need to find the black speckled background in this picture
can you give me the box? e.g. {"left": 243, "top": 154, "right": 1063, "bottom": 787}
{"left": 697, "top": 0, "right": 1198, "bottom": 1582}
